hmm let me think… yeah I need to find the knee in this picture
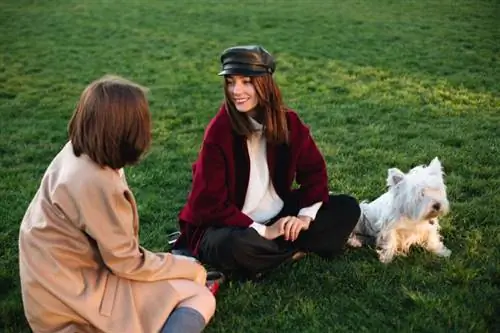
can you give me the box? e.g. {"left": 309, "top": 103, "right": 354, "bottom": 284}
{"left": 328, "top": 194, "right": 361, "bottom": 224}
{"left": 227, "top": 229, "right": 261, "bottom": 263}
{"left": 199, "top": 287, "right": 216, "bottom": 323}
{"left": 191, "top": 285, "right": 217, "bottom": 323}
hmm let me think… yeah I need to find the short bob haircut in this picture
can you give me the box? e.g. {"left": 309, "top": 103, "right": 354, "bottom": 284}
{"left": 68, "top": 75, "right": 152, "bottom": 170}
{"left": 223, "top": 74, "right": 289, "bottom": 145}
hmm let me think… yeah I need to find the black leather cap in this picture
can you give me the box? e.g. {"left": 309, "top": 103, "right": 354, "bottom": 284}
{"left": 218, "top": 45, "right": 276, "bottom": 76}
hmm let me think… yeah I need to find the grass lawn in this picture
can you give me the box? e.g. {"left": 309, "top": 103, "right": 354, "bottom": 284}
{"left": 1, "top": 0, "right": 499, "bottom": 332}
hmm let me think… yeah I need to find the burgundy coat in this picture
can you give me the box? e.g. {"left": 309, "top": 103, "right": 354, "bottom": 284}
{"left": 177, "top": 104, "right": 329, "bottom": 255}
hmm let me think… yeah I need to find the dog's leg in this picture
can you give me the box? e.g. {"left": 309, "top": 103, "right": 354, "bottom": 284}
{"left": 346, "top": 209, "right": 365, "bottom": 247}
{"left": 425, "top": 221, "right": 451, "bottom": 257}
{"left": 346, "top": 204, "right": 374, "bottom": 248}
{"left": 347, "top": 233, "right": 364, "bottom": 247}
{"left": 376, "top": 228, "right": 397, "bottom": 263}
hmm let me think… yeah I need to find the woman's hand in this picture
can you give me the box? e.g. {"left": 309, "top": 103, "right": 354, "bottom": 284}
{"left": 264, "top": 216, "right": 312, "bottom": 241}
{"left": 264, "top": 220, "right": 285, "bottom": 240}
{"left": 281, "top": 215, "right": 312, "bottom": 241}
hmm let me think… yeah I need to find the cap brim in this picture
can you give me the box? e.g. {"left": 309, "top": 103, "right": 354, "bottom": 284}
{"left": 218, "top": 66, "right": 269, "bottom": 76}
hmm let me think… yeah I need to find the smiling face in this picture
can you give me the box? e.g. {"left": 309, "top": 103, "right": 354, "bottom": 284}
{"left": 225, "top": 75, "right": 259, "bottom": 115}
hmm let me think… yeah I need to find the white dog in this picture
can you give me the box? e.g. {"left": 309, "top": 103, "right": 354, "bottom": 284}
{"left": 348, "top": 157, "right": 452, "bottom": 263}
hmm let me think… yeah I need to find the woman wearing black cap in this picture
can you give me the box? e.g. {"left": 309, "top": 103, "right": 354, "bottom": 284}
{"left": 174, "top": 45, "right": 361, "bottom": 280}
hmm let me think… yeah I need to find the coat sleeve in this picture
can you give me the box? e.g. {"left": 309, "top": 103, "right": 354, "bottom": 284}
{"left": 61, "top": 179, "right": 205, "bottom": 282}
{"left": 181, "top": 142, "right": 253, "bottom": 228}
{"left": 294, "top": 125, "right": 330, "bottom": 208}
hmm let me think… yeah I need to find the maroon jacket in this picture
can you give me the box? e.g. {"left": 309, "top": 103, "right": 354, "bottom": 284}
{"left": 177, "top": 104, "right": 329, "bottom": 255}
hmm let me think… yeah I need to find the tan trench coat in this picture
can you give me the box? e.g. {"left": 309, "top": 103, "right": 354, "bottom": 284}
{"left": 19, "top": 142, "right": 205, "bottom": 333}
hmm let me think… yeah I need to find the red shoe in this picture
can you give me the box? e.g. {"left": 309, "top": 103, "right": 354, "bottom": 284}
{"left": 206, "top": 271, "right": 225, "bottom": 296}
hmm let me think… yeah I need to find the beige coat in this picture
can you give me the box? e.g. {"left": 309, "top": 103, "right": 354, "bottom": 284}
{"left": 19, "top": 142, "right": 205, "bottom": 333}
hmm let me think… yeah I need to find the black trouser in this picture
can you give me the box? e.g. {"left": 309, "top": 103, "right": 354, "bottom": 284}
{"left": 197, "top": 194, "right": 360, "bottom": 278}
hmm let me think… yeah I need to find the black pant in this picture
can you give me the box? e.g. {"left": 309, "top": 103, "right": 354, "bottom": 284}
{"left": 197, "top": 194, "right": 360, "bottom": 278}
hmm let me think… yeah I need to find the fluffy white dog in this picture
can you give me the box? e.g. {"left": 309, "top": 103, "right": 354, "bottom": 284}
{"left": 348, "top": 157, "right": 452, "bottom": 263}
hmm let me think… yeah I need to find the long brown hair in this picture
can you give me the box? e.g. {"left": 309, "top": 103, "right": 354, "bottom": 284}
{"left": 68, "top": 75, "right": 152, "bottom": 169}
{"left": 224, "top": 74, "right": 289, "bottom": 144}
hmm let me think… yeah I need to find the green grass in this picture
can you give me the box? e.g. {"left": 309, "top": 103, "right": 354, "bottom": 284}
{"left": 1, "top": 0, "right": 499, "bottom": 332}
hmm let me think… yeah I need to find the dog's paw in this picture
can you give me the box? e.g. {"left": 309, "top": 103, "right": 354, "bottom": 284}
{"left": 377, "top": 249, "right": 394, "bottom": 264}
{"left": 435, "top": 247, "right": 452, "bottom": 257}
{"left": 347, "top": 235, "right": 363, "bottom": 248}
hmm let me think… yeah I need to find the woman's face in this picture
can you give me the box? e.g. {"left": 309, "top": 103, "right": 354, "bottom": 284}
{"left": 226, "top": 75, "right": 258, "bottom": 114}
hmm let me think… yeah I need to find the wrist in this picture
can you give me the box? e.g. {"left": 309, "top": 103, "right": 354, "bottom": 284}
{"left": 263, "top": 226, "right": 271, "bottom": 240}
{"left": 298, "top": 215, "right": 312, "bottom": 224}
{"left": 250, "top": 222, "right": 266, "bottom": 237}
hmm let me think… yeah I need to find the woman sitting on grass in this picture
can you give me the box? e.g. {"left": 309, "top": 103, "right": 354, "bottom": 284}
{"left": 18, "top": 75, "right": 215, "bottom": 333}
{"left": 173, "top": 45, "right": 361, "bottom": 280}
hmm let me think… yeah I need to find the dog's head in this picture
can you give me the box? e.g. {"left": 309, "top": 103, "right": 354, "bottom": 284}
{"left": 386, "top": 157, "right": 449, "bottom": 221}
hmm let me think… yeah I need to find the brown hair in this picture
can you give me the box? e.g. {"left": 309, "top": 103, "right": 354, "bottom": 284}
{"left": 224, "top": 74, "right": 289, "bottom": 144}
{"left": 68, "top": 75, "right": 152, "bottom": 169}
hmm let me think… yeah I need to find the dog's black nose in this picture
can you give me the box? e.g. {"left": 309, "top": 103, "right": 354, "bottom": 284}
{"left": 432, "top": 203, "right": 441, "bottom": 211}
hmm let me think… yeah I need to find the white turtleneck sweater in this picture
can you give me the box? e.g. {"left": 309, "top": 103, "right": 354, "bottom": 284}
{"left": 242, "top": 117, "right": 323, "bottom": 237}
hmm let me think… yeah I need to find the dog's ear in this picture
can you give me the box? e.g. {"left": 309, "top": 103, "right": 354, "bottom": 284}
{"left": 428, "top": 157, "right": 443, "bottom": 175}
{"left": 387, "top": 168, "right": 405, "bottom": 187}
